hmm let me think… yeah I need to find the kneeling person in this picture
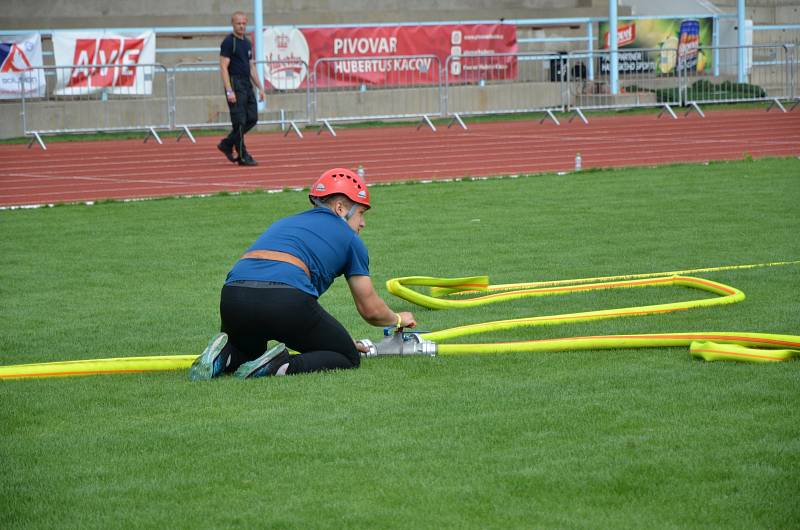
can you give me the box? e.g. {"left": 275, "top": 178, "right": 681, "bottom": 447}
{"left": 190, "top": 168, "right": 416, "bottom": 380}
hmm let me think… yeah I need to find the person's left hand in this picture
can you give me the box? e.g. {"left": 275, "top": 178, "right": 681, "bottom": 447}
{"left": 257, "top": 88, "right": 265, "bottom": 101}
{"left": 397, "top": 311, "right": 416, "bottom": 329}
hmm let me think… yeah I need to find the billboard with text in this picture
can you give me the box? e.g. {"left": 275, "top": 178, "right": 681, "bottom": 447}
{"left": 262, "top": 24, "right": 517, "bottom": 89}
{"left": 598, "top": 18, "right": 714, "bottom": 75}
{"left": 52, "top": 31, "right": 157, "bottom": 95}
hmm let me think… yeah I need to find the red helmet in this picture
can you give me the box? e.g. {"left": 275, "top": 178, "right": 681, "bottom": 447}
{"left": 309, "top": 168, "right": 370, "bottom": 209}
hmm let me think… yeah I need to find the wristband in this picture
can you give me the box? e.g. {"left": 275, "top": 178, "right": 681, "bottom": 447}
{"left": 226, "top": 89, "right": 233, "bottom": 96}
{"left": 395, "top": 313, "right": 403, "bottom": 328}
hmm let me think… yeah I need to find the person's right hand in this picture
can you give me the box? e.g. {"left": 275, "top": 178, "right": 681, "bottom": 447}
{"left": 397, "top": 311, "right": 417, "bottom": 328}
{"left": 226, "top": 90, "right": 237, "bottom": 104}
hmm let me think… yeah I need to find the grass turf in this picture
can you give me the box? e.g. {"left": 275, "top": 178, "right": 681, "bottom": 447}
{"left": 1, "top": 158, "right": 799, "bottom": 528}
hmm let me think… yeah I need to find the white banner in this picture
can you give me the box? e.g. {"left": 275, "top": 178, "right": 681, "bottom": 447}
{"left": 0, "top": 33, "right": 45, "bottom": 100}
{"left": 52, "top": 31, "right": 156, "bottom": 96}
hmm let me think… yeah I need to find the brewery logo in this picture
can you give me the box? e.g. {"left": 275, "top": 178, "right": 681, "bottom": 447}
{"left": 263, "top": 26, "right": 309, "bottom": 90}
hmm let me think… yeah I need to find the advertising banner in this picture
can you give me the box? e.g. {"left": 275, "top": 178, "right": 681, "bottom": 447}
{"left": 0, "top": 33, "right": 45, "bottom": 100}
{"left": 262, "top": 24, "right": 517, "bottom": 89}
{"left": 598, "top": 18, "right": 714, "bottom": 75}
{"left": 52, "top": 31, "right": 156, "bottom": 95}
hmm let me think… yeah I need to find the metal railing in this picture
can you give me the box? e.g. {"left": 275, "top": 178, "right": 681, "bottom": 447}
{"left": 565, "top": 48, "right": 683, "bottom": 119}
{"left": 683, "top": 44, "right": 794, "bottom": 115}
{"left": 444, "top": 52, "right": 566, "bottom": 127}
{"left": 791, "top": 45, "right": 799, "bottom": 102}
{"left": 14, "top": 14, "right": 800, "bottom": 97}
{"left": 752, "top": 24, "right": 800, "bottom": 50}
{"left": 258, "top": 58, "right": 312, "bottom": 137}
{"left": 171, "top": 59, "right": 311, "bottom": 141}
{"left": 311, "top": 55, "right": 442, "bottom": 135}
{"left": 9, "top": 42, "right": 800, "bottom": 148}
{"left": 20, "top": 63, "right": 170, "bottom": 148}
{"left": 170, "top": 62, "right": 226, "bottom": 134}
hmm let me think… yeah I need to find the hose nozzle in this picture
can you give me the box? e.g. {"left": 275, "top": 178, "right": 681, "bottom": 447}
{"left": 358, "top": 330, "right": 437, "bottom": 357}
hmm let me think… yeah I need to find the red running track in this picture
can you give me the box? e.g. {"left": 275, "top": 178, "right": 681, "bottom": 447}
{"left": 0, "top": 108, "right": 798, "bottom": 207}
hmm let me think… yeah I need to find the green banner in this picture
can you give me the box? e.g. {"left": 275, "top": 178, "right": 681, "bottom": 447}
{"left": 598, "top": 17, "right": 713, "bottom": 75}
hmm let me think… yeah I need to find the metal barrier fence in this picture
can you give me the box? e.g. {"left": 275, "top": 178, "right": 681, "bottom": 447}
{"left": 683, "top": 44, "right": 794, "bottom": 114}
{"left": 444, "top": 52, "right": 566, "bottom": 127}
{"left": 12, "top": 43, "right": 800, "bottom": 148}
{"left": 258, "top": 58, "right": 311, "bottom": 136}
{"left": 791, "top": 45, "right": 799, "bottom": 102}
{"left": 565, "top": 48, "right": 683, "bottom": 120}
{"left": 20, "top": 63, "right": 170, "bottom": 149}
{"left": 170, "top": 62, "right": 225, "bottom": 135}
{"left": 171, "top": 59, "right": 310, "bottom": 141}
{"left": 311, "top": 55, "right": 442, "bottom": 135}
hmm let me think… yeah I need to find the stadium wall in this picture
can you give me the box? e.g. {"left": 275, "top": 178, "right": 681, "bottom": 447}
{"left": 1, "top": 1, "right": 612, "bottom": 28}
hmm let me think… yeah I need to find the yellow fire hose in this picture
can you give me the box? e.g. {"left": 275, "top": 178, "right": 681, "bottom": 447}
{"left": 0, "top": 355, "right": 197, "bottom": 380}
{"left": 386, "top": 261, "right": 800, "bottom": 362}
{"left": 1, "top": 261, "right": 798, "bottom": 380}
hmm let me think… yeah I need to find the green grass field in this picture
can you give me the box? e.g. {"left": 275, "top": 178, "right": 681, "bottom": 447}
{"left": 1, "top": 158, "right": 799, "bottom": 528}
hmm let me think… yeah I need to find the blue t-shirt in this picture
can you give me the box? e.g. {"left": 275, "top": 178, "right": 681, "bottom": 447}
{"left": 225, "top": 208, "right": 370, "bottom": 298}
{"left": 220, "top": 34, "right": 252, "bottom": 78}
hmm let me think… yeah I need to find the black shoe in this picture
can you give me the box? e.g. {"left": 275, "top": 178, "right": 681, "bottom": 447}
{"left": 217, "top": 141, "right": 238, "bottom": 164}
{"left": 238, "top": 155, "right": 259, "bottom": 166}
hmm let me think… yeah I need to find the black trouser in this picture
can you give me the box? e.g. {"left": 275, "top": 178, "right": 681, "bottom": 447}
{"left": 219, "top": 283, "right": 360, "bottom": 375}
{"left": 221, "top": 75, "right": 258, "bottom": 157}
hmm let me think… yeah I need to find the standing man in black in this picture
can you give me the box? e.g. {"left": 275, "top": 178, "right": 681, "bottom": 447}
{"left": 218, "top": 11, "right": 266, "bottom": 166}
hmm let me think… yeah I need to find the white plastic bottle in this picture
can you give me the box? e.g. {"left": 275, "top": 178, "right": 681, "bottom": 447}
{"left": 575, "top": 152, "right": 582, "bottom": 171}
{"left": 357, "top": 164, "right": 365, "bottom": 178}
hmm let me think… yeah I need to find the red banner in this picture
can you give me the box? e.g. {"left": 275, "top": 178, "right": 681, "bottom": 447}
{"left": 262, "top": 24, "right": 517, "bottom": 90}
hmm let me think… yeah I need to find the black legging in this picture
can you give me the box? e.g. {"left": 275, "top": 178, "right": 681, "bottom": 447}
{"left": 219, "top": 283, "right": 360, "bottom": 375}
{"left": 224, "top": 75, "right": 258, "bottom": 157}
